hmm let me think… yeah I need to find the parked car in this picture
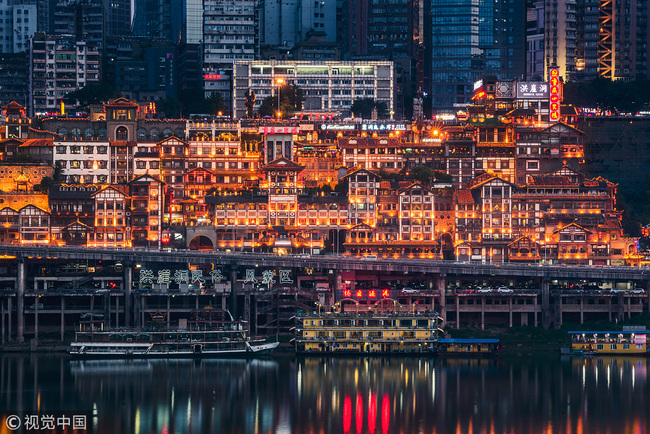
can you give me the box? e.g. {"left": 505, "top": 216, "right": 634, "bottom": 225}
{"left": 630, "top": 288, "right": 645, "bottom": 294}
{"left": 401, "top": 287, "right": 419, "bottom": 294}
{"left": 477, "top": 287, "right": 492, "bottom": 294}
{"left": 360, "top": 255, "right": 377, "bottom": 260}
{"left": 497, "top": 287, "right": 514, "bottom": 294}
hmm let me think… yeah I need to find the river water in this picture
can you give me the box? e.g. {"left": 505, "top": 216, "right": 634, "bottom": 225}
{"left": 0, "top": 354, "right": 648, "bottom": 433}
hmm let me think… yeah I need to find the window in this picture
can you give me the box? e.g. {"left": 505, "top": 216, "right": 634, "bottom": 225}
{"left": 116, "top": 126, "right": 128, "bottom": 140}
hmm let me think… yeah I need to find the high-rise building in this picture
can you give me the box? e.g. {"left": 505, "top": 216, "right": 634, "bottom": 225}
{"left": 428, "top": 0, "right": 526, "bottom": 112}
{"left": 0, "top": 52, "right": 29, "bottom": 107}
{"left": 202, "top": 0, "right": 256, "bottom": 109}
{"left": 346, "top": 0, "right": 421, "bottom": 118}
{"left": 528, "top": 0, "right": 650, "bottom": 82}
{"left": 53, "top": 0, "right": 106, "bottom": 51}
{"left": 260, "top": 0, "right": 336, "bottom": 51}
{"left": 29, "top": 32, "right": 101, "bottom": 115}
{"left": 104, "top": 0, "right": 131, "bottom": 36}
{"left": 0, "top": 0, "right": 38, "bottom": 53}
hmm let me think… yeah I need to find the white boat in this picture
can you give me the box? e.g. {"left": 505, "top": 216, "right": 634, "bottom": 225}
{"left": 69, "top": 309, "right": 279, "bottom": 358}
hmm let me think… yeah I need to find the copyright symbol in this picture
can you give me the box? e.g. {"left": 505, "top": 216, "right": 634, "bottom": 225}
{"left": 5, "top": 414, "right": 21, "bottom": 430}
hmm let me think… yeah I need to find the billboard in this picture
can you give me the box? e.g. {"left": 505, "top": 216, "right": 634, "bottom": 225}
{"left": 516, "top": 82, "right": 549, "bottom": 99}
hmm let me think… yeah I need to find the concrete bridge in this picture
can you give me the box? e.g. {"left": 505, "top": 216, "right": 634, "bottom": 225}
{"left": 2, "top": 244, "right": 649, "bottom": 280}
{"left": 0, "top": 245, "right": 648, "bottom": 347}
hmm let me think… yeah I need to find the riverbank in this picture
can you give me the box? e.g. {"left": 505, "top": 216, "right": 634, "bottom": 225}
{"left": 447, "top": 313, "right": 650, "bottom": 356}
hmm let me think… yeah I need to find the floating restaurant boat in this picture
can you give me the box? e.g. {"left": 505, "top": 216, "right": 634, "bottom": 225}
{"left": 69, "top": 309, "right": 278, "bottom": 357}
{"left": 294, "top": 306, "right": 444, "bottom": 354}
{"left": 436, "top": 338, "right": 502, "bottom": 355}
{"left": 567, "top": 330, "right": 649, "bottom": 355}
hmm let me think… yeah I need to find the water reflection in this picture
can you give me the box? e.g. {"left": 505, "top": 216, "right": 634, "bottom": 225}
{"left": 0, "top": 355, "right": 648, "bottom": 433}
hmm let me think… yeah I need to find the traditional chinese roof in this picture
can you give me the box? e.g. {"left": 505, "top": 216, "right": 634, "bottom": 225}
{"left": 553, "top": 222, "right": 591, "bottom": 234}
{"left": 49, "top": 184, "right": 100, "bottom": 200}
{"left": 19, "top": 139, "right": 54, "bottom": 147}
{"left": 91, "top": 185, "right": 129, "bottom": 198}
{"left": 185, "top": 167, "right": 216, "bottom": 176}
{"left": 597, "top": 219, "right": 622, "bottom": 230}
{"left": 527, "top": 176, "right": 576, "bottom": 187}
{"left": 469, "top": 174, "right": 515, "bottom": 189}
{"left": 398, "top": 182, "right": 434, "bottom": 195}
{"left": 109, "top": 140, "right": 137, "bottom": 147}
{"left": 541, "top": 121, "right": 583, "bottom": 135}
{"left": 104, "top": 97, "right": 139, "bottom": 108}
{"left": 506, "top": 108, "right": 537, "bottom": 117}
{"left": 350, "top": 223, "right": 373, "bottom": 231}
{"left": 455, "top": 190, "right": 475, "bottom": 204}
{"left": 157, "top": 136, "right": 188, "bottom": 146}
{"left": 66, "top": 220, "right": 91, "bottom": 229}
{"left": 340, "top": 167, "right": 381, "bottom": 181}
{"left": 507, "top": 235, "right": 537, "bottom": 247}
{"left": 261, "top": 156, "right": 305, "bottom": 171}
{"left": 3, "top": 101, "right": 25, "bottom": 111}
{"left": 129, "top": 173, "right": 164, "bottom": 185}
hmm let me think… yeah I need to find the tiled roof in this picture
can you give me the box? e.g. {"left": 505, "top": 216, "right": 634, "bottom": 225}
{"left": 455, "top": 190, "right": 475, "bottom": 204}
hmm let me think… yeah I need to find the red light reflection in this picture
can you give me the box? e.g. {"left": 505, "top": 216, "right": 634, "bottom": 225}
{"left": 368, "top": 393, "right": 377, "bottom": 433}
{"left": 382, "top": 394, "right": 390, "bottom": 434}
{"left": 343, "top": 396, "right": 352, "bottom": 433}
{"left": 356, "top": 394, "right": 363, "bottom": 434}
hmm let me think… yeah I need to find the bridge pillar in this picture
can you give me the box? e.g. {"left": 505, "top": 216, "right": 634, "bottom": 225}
{"left": 481, "top": 297, "right": 485, "bottom": 330}
{"left": 60, "top": 297, "right": 65, "bottom": 342}
{"left": 229, "top": 268, "right": 238, "bottom": 318}
{"left": 436, "top": 273, "right": 446, "bottom": 325}
{"left": 16, "top": 260, "right": 25, "bottom": 344}
{"left": 455, "top": 296, "right": 460, "bottom": 329}
{"left": 541, "top": 278, "right": 550, "bottom": 329}
{"left": 580, "top": 297, "right": 584, "bottom": 325}
{"left": 123, "top": 264, "right": 132, "bottom": 327}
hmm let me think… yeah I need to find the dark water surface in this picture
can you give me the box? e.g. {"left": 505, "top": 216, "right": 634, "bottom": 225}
{"left": 0, "top": 354, "right": 648, "bottom": 433}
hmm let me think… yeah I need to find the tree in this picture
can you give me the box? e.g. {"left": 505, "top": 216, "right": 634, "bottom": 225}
{"left": 351, "top": 98, "right": 389, "bottom": 119}
{"left": 409, "top": 166, "right": 434, "bottom": 186}
{"left": 245, "top": 90, "right": 256, "bottom": 118}
{"left": 156, "top": 97, "right": 183, "bottom": 119}
{"left": 206, "top": 92, "right": 227, "bottom": 115}
{"left": 62, "top": 82, "right": 120, "bottom": 108}
{"left": 258, "top": 84, "right": 304, "bottom": 118}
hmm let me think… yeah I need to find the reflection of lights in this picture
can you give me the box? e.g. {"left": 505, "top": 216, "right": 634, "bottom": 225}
{"left": 355, "top": 394, "right": 363, "bottom": 434}
{"left": 368, "top": 393, "right": 376, "bottom": 433}
{"left": 343, "top": 396, "right": 352, "bottom": 433}
{"left": 382, "top": 394, "right": 390, "bottom": 434}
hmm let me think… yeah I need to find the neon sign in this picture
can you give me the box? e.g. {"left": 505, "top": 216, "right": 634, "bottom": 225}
{"left": 204, "top": 74, "right": 222, "bottom": 80}
{"left": 343, "top": 289, "right": 392, "bottom": 299}
{"left": 549, "top": 68, "right": 561, "bottom": 122}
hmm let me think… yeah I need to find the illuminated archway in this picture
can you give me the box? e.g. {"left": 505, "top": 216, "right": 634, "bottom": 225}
{"left": 189, "top": 235, "right": 214, "bottom": 251}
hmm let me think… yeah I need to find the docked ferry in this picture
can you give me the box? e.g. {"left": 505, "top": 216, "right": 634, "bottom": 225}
{"left": 69, "top": 309, "right": 278, "bottom": 358}
{"left": 568, "top": 330, "right": 649, "bottom": 356}
{"left": 294, "top": 310, "right": 444, "bottom": 354}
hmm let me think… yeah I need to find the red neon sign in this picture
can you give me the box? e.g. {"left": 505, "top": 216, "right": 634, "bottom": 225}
{"left": 204, "top": 74, "right": 222, "bottom": 80}
{"left": 342, "top": 289, "right": 392, "bottom": 299}
{"left": 549, "top": 68, "right": 561, "bottom": 122}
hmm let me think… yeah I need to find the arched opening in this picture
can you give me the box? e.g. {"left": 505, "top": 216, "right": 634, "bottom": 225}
{"left": 189, "top": 235, "right": 214, "bottom": 251}
{"left": 440, "top": 232, "right": 455, "bottom": 260}
{"left": 116, "top": 126, "right": 128, "bottom": 140}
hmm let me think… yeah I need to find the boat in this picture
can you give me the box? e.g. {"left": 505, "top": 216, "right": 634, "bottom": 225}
{"left": 435, "top": 338, "right": 502, "bottom": 355}
{"left": 294, "top": 310, "right": 444, "bottom": 354}
{"left": 69, "top": 308, "right": 279, "bottom": 358}
{"left": 567, "top": 330, "right": 649, "bottom": 356}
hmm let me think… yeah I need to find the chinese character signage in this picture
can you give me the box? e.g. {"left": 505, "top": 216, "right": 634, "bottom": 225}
{"left": 549, "top": 68, "right": 562, "bottom": 122}
{"left": 259, "top": 126, "right": 300, "bottom": 135}
{"left": 516, "top": 82, "right": 549, "bottom": 99}
{"left": 342, "top": 289, "right": 392, "bottom": 299}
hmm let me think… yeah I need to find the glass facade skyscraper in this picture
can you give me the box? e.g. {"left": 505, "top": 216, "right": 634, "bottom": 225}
{"left": 428, "top": 0, "right": 526, "bottom": 112}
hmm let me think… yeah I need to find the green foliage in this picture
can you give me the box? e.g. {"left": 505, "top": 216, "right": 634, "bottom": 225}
{"left": 563, "top": 78, "right": 650, "bottom": 112}
{"left": 156, "top": 97, "right": 183, "bottom": 119}
{"left": 351, "top": 98, "right": 389, "bottom": 119}
{"left": 334, "top": 181, "right": 348, "bottom": 194}
{"left": 177, "top": 91, "right": 228, "bottom": 118}
{"left": 410, "top": 166, "right": 434, "bottom": 185}
{"left": 245, "top": 90, "right": 256, "bottom": 118}
{"left": 62, "top": 82, "right": 120, "bottom": 108}
{"left": 33, "top": 176, "right": 55, "bottom": 192}
{"left": 258, "top": 84, "right": 303, "bottom": 118}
